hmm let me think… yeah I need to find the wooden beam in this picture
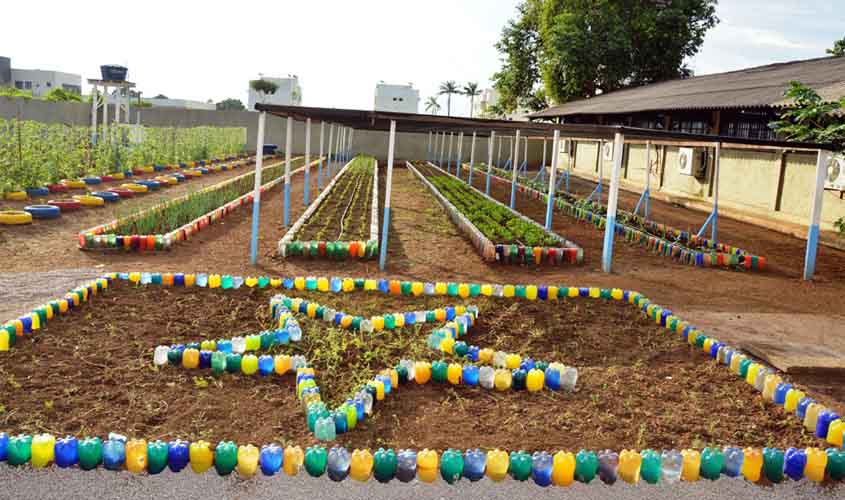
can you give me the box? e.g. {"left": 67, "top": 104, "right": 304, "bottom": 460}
{"left": 774, "top": 151, "right": 788, "bottom": 212}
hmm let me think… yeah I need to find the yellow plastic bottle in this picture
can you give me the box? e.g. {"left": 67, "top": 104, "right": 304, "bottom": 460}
{"left": 125, "top": 439, "right": 148, "bottom": 473}
{"left": 730, "top": 354, "right": 745, "bottom": 374}
{"left": 551, "top": 451, "right": 575, "bottom": 485}
{"left": 803, "top": 403, "right": 822, "bottom": 433}
{"left": 350, "top": 449, "right": 374, "bottom": 481}
{"left": 526, "top": 369, "right": 544, "bottom": 392}
{"left": 505, "top": 353, "right": 522, "bottom": 370}
{"left": 589, "top": 287, "right": 601, "bottom": 298}
{"left": 745, "top": 363, "right": 760, "bottom": 385}
{"left": 415, "top": 362, "right": 432, "bottom": 384}
{"left": 394, "top": 313, "right": 405, "bottom": 328}
{"left": 294, "top": 277, "right": 305, "bottom": 290}
{"left": 762, "top": 374, "right": 782, "bottom": 402}
{"left": 274, "top": 355, "right": 292, "bottom": 375}
{"left": 411, "top": 282, "right": 424, "bottom": 296}
{"left": 129, "top": 272, "right": 141, "bottom": 284}
{"left": 208, "top": 274, "right": 221, "bottom": 288}
{"left": 618, "top": 450, "right": 642, "bottom": 484}
{"left": 269, "top": 278, "right": 281, "bottom": 288}
{"left": 31, "top": 434, "right": 56, "bottom": 468}
{"left": 434, "top": 308, "right": 446, "bottom": 322}
{"left": 804, "top": 447, "right": 828, "bottom": 482}
{"left": 283, "top": 446, "right": 303, "bottom": 476}
{"left": 741, "top": 448, "right": 762, "bottom": 482}
{"left": 0, "top": 330, "right": 9, "bottom": 351}
{"left": 447, "top": 363, "right": 462, "bottom": 385}
{"left": 548, "top": 285, "right": 559, "bottom": 299}
{"left": 364, "top": 279, "right": 377, "bottom": 291}
{"left": 478, "top": 348, "right": 494, "bottom": 364}
{"left": 182, "top": 348, "right": 200, "bottom": 369}
{"left": 611, "top": 288, "right": 624, "bottom": 300}
{"left": 190, "top": 441, "right": 213, "bottom": 473}
{"left": 458, "top": 283, "right": 470, "bottom": 298}
{"left": 434, "top": 282, "right": 447, "bottom": 295}
{"left": 417, "top": 449, "right": 439, "bottom": 483}
{"left": 681, "top": 449, "right": 700, "bottom": 481}
{"left": 494, "top": 369, "right": 512, "bottom": 391}
{"left": 568, "top": 287, "right": 579, "bottom": 298}
{"left": 373, "top": 380, "right": 385, "bottom": 401}
{"left": 317, "top": 277, "right": 329, "bottom": 292}
{"left": 481, "top": 284, "right": 493, "bottom": 296}
{"left": 236, "top": 444, "right": 259, "bottom": 478}
{"left": 827, "top": 419, "right": 844, "bottom": 446}
{"left": 343, "top": 278, "right": 356, "bottom": 292}
{"left": 486, "top": 449, "right": 509, "bottom": 482}
{"left": 526, "top": 285, "right": 538, "bottom": 301}
{"left": 503, "top": 285, "right": 515, "bottom": 298}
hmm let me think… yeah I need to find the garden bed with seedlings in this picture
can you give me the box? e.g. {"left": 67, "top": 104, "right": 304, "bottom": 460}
{"left": 410, "top": 161, "right": 583, "bottom": 266}
{"left": 279, "top": 155, "right": 381, "bottom": 260}
{"left": 77, "top": 157, "right": 308, "bottom": 251}
{"left": 475, "top": 163, "right": 766, "bottom": 271}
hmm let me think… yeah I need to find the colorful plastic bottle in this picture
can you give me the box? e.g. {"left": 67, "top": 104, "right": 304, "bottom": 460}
{"left": 441, "top": 448, "right": 464, "bottom": 484}
{"left": 825, "top": 448, "right": 845, "bottom": 481}
{"left": 763, "top": 447, "right": 784, "bottom": 483}
{"left": 237, "top": 445, "right": 259, "bottom": 478}
{"left": 102, "top": 436, "right": 126, "bottom": 471}
{"left": 660, "top": 449, "right": 683, "bottom": 482}
{"left": 396, "top": 449, "right": 417, "bottom": 483}
{"left": 526, "top": 369, "right": 544, "bottom": 392}
{"left": 680, "top": 449, "right": 700, "bottom": 481}
{"left": 214, "top": 441, "right": 238, "bottom": 476}
{"left": 327, "top": 446, "right": 351, "bottom": 482}
{"left": 167, "top": 440, "right": 189, "bottom": 472}
{"left": 508, "top": 451, "right": 532, "bottom": 481}
{"left": 304, "top": 446, "right": 328, "bottom": 478}
{"left": 54, "top": 436, "right": 79, "bottom": 468}
{"left": 699, "top": 447, "right": 724, "bottom": 480}
{"left": 283, "top": 445, "right": 303, "bottom": 476}
{"left": 784, "top": 447, "right": 806, "bottom": 481}
{"left": 640, "top": 449, "right": 661, "bottom": 484}
{"left": 372, "top": 448, "right": 397, "bottom": 483}
{"left": 575, "top": 450, "right": 599, "bottom": 483}
{"left": 190, "top": 440, "right": 213, "bottom": 473}
{"left": 804, "top": 447, "right": 827, "bottom": 483}
{"left": 741, "top": 448, "right": 763, "bottom": 482}
{"left": 784, "top": 389, "right": 805, "bottom": 413}
{"left": 552, "top": 451, "right": 575, "bottom": 486}
{"left": 259, "top": 444, "right": 283, "bottom": 476}
{"left": 463, "top": 448, "right": 485, "bottom": 482}
{"left": 415, "top": 362, "right": 431, "bottom": 384}
{"left": 350, "top": 449, "right": 374, "bottom": 482}
{"left": 486, "top": 449, "right": 509, "bottom": 482}
{"left": 597, "top": 449, "right": 619, "bottom": 485}
{"left": 618, "top": 450, "right": 641, "bottom": 484}
{"left": 494, "top": 369, "right": 512, "bottom": 391}
{"left": 31, "top": 434, "right": 56, "bottom": 468}
{"left": 147, "top": 440, "right": 168, "bottom": 474}
{"left": 417, "top": 449, "right": 439, "bottom": 483}
{"left": 531, "top": 451, "right": 553, "bottom": 487}
{"left": 125, "top": 439, "right": 148, "bottom": 473}
{"left": 722, "top": 446, "right": 744, "bottom": 478}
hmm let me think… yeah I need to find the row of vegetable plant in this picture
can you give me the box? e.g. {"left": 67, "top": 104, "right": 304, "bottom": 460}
{"left": 0, "top": 116, "right": 245, "bottom": 194}
{"left": 279, "top": 156, "right": 380, "bottom": 260}
{"left": 410, "top": 162, "right": 582, "bottom": 266}
{"left": 79, "top": 157, "right": 304, "bottom": 251}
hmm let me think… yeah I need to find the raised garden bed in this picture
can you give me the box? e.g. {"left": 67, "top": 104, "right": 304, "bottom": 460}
{"left": 78, "top": 157, "right": 305, "bottom": 251}
{"left": 0, "top": 271, "right": 839, "bottom": 486}
{"left": 279, "top": 155, "right": 380, "bottom": 260}
{"left": 410, "top": 161, "right": 582, "bottom": 266}
{"left": 476, "top": 163, "right": 765, "bottom": 271}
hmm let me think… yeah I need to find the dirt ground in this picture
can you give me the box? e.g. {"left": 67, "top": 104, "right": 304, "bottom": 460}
{"left": 0, "top": 158, "right": 843, "bottom": 452}
{"left": 0, "top": 282, "right": 822, "bottom": 452}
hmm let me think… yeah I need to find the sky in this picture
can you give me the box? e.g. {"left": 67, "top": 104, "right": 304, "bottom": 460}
{"left": 2, "top": 0, "right": 843, "bottom": 117}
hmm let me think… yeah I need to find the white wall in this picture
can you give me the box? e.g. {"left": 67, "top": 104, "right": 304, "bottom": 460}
{"left": 247, "top": 77, "right": 302, "bottom": 110}
{"left": 374, "top": 83, "right": 419, "bottom": 113}
{"left": 10, "top": 69, "right": 82, "bottom": 96}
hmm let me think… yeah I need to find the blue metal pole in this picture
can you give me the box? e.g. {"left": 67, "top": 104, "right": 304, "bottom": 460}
{"left": 601, "top": 133, "right": 624, "bottom": 273}
{"left": 249, "top": 112, "right": 267, "bottom": 266}
{"left": 379, "top": 120, "right": 397, "bottom": 271}
{"left": 303, "top": 118, "right": 311, "bottom": 205}
{"left": 804, "top": 150, "right": 829, "bottom": 280}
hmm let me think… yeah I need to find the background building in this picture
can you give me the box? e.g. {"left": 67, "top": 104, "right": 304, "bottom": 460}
{"left": 374, "top": 82, "right": 419, "bottom": 113}
{"left": 247, "top": 75, "right": 302, "bottom": 111}
{"left": 530, "top": 56, "right": 845, "bottom": 140}
{"left": 140, "top": 97, "right": 215, "bottom": 110}
{"left": 0, "top": 56, "right": 82, "bottom": 96}
{"left": 473, "top": 87, "right": 529, "bottom": 121}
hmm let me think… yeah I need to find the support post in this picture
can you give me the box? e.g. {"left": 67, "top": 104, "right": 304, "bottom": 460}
{"left": 634, "top": 141, "right": 652, "bottom": 218}
{"left": 90, "top": 86, "right": 98, "bottom": 144}
{"left": 439, "top": 131, "right": 446, "bottom": 167}
{"left": 455, "top": 132, "right": 464, "bottom": 179}
{"left": 468, "top": 131, "right": 476, "bottom": 186}
{"left": 510, "top": 130, "right": 521, "bottom": 209}
{"left": 545, "top": 130, "right": 560, "bottom": 230}
{"left": 711, "top": 142, "right": 721, "bottom": 242}
{"left": 427, "top": 131, "right": 432, "bottom": 162}
{"left": 804, "top": 149, "right": 830, "bottom": 280}
{"left": 486, "top": 131, "right": 495, "bottom": 195}
{"left": 601, "top": 132, "right": 625, "bottom": 273}
{"left": 283, "top": 116, "right": 293, "bottom": 227}
{"left": 379, "top": 120, "right": 397, "bottom": 271}
{"left": 102, "top": 87, "right": 108, "bottom": 140}
{"left": 249, "top": 112, "right": 267, "bottom": 265}
{"left": 327, "top": 123, "right": 335, "bottom": 178}
{"left": 496, "top": 134, "right": 502, "bottom": 168}
{"left": 303, "top": 118, "right": 311, "bottom": 205}
{"left": 348, "top": 128, "right": 354, "bottom": 159}
{"left": 317, "top": 121, "right": 325, "bottom": 190}
{"left": 447, "top": 132, "right": 454, "bottom": 173}
{"left": 541, "top": 138, "right": 547, "bottom": 182}
{"left": 521, "top": 136, "right": 528, "bottom": 175}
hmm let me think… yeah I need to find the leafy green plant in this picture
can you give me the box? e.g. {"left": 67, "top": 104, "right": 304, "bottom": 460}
{"left": 44, "top": 88, "right": 83, "bottom": 102}
{"left": 770, "top": 81, "right": 845, "bottom": 148}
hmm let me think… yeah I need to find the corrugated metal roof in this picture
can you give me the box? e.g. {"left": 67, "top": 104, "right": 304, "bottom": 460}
{"left": 530, "top": 56, "right": 845, "bottom": 118}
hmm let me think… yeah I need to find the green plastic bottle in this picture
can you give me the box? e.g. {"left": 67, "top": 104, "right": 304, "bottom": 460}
{"left": 640, "top": 449, "right": 661, "bottom": 484}
{"left": 826, "top": 448, "right": 845, "bottom": 480}
{"left": 305, "top": 446, "right": 328, "bottom": 477}
{"left": 226, "top": 353, "right": 242, "bottom": 373}
{"left": 700, "top": 447, "right": 724, "bottom": 480}
{"left": 147, "top": 440, "right": 169, "bottom": 474}
{"left": 211, "top": 351, "right": 226, "bottom": 375}
{"left": 440, "top": 449, "right": 464, "bottom": 484}
{"left": 214, "top": 441, "right": 238, "bottom": 475}
{"left": 431, "top": 361, "right": 448, "bottom": 383}
{"left": 373, "top": 448, "right": 397, "bottom": 483}
{"left": 509, "top": 451, "right": 532, "bottom": 481}
{"left": 575, "top": 450, "right": 599, "bottom": 483}
{"left": 763, "top": 448, "right": 784, "bottom": 483}
{"left": 7, "top": 434, "right": 32, "bottom": 466}
{"left": 78, "top": 437, "right": 103, "bottom": 470}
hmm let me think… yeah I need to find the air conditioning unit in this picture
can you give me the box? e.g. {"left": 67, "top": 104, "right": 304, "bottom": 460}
{"left": 677, "top": 147, "right": 707, "bottom": 178}
{"left": 602, "top": 141, "right": 614, "bottom": 162}
{"left": 825, "top": 155, "right": 845, "bottom": 190}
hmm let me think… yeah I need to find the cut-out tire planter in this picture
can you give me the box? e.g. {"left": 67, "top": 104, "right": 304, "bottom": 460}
{"left": 24, "top": 205, "right": 61, "bottom": 219}
{"left": 121, "top": 183, "right": 149, "bottom": 193}
{"left": 136, "top": 180, "right": 161, "bottom": 190}
{"left": 4, "top": 191, "right": 27, "bottom": 201}
{"left": 101, "top": 175, "right": 115, "bottom": 182}
{"left": 107, "top": 188, "right": 135, "bottom": 199}
{"left": 47, "top": 184, "right": 68, "bottom": 193}
{"left": 61, "top": 180, "right": 86, "bottom": 189}
{"left": 92, "top": 191, "right": 120, "bottom": 203}
{"left": 26, "top": 187, "right": 49, "bottom": 197}
{"left": 73, "top": 195, "right": 105, "bottom": 207}
{"left": 47, "top": 199, "right": 82, "bottom": 211}
{"left": 0, "top": 210, "right": 33, "bottom": 225}
{"left": 82, "top": 176, "right": 102, "bottom": 185}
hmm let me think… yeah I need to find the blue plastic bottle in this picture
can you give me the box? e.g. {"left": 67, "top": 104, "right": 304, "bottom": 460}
{"left": 464, "top": 449, "right": 486, "bottom": 481}
{"left": 259, "top": 444, "right": 283, "bottom": 476}
{"left": 784, "top": 448, "right": 806, "bottom": 481}
{"left": 54, "top": 436, "right": 78, "bottom": 468}
{"left": 167, "top": 440, "right": 190, "bottom": 472}
{"left": 396, "top": 449, "right": 417, "bottom": 482}
{"left": 462, "top": 365, "right": 479, "bottom": 386}
{"left": 328, "top": 446, "right": 350, "bottom": 481}
{"left": 102, "top": 437, "right": 126, "bottom": 470}
{"left": 722, "top": 446, "right": 743, "bottom": 477}
{"left": 531, "top": 451, "right": 553, "bottom": 487}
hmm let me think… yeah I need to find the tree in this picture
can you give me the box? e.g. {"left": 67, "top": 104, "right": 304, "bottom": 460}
{"left": 153, "top": 94, "right": 169, "bottom": 99}
{"left": 250, "top": 79, "right": 278, "bottom": 105}
{"left": 492, "top": 0, "right": 719, "bottom": 113}
{"left": 424, "top": 96, "right": 441, "bottom": 115}
{"left": 216, "top": 98, "right": 246, "bottom": 111}
{"left": 463, "top": 82, "right": 481, "bottom": 118}
{"left": 438, "top": 80, "right": 459, "bottom": 116}
{"left": 828, "top": 36, "right": 845, "bottom": 57}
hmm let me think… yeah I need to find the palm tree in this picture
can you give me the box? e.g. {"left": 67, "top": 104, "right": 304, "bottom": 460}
{"left": 438, "top": 80, "right": 459, "bottom": 116}
{"left": 463, "top": 82, "right": 481, "bottom": 118}
{"left": 424, "top": 96, "right": 441, "bottom": 115}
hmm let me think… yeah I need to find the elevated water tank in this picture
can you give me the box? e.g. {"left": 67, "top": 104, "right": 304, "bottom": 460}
{"left": 0, "top": 57, "right": 11, "bottom": 86}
